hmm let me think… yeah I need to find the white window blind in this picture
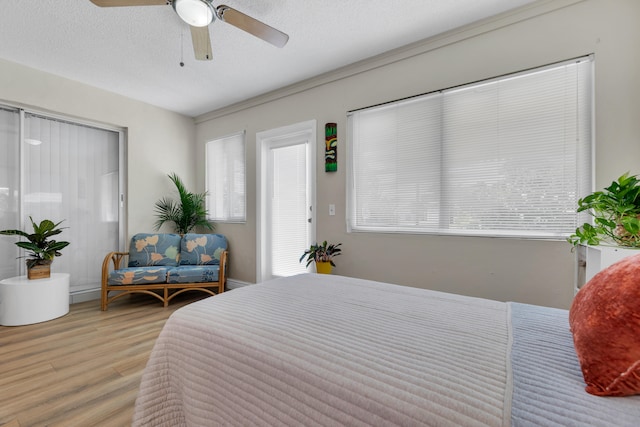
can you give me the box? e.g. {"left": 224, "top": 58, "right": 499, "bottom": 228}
{"left": 206, "top": 131, "right": 246, "bottom": 222}
{"left": 23, "top": 113, "right": 121, "bottom": 292}
{"left": 348, "top": 56, "right": 593, "bottom": 237}
{"left": 268, "top": 141, "right": 309, "bottom": 277}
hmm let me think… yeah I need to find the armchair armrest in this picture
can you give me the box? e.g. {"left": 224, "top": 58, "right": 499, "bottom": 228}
{"left": 101, "top": 251, "right": 129, "bottom": 286}
{"left": 218, "top": 250, "right": 229, "bottom": 290}
{"left": 101, "top": 251, "right": 128, "bottom": 311}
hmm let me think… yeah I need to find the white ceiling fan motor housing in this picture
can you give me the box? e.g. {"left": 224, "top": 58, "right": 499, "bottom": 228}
{"left": 172, "top": 0, "right": 215, "bottom": 27}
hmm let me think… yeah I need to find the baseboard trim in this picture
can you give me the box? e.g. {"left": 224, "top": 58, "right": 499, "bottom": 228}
{"left": 226, "top": 278, "right": 253, "bottom": 290}
{"left": 70, "top": 288, "right": 101, "bottom": 304}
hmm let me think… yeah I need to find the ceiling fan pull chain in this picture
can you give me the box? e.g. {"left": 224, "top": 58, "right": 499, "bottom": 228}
{"left": 179, "top": 28, "right": 185, "bottom": 67}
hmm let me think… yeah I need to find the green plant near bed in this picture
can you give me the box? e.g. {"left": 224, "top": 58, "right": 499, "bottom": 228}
{"left": 154, "top": 173, "right": 214, "bottom": 235}
{"left": 568, "top": 172, "right": 640, "bottom": 247}
{"left": 300, "top": 241, "right": 342, "bottom": 267}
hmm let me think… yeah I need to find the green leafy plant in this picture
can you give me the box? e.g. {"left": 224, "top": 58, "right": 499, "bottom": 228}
{"left": 568, "top": 172, "right": 640, "bottom": 247}
{"left": 154, "top": 172, "right": 214, "bottom": 235}
{"left": 0, "top": 217, "right": 70, "bottom": 268}
{"left": 299, "top": 241, "right": 342, "bottom": 267}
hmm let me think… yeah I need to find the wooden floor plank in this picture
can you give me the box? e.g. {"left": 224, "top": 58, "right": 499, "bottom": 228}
{"left": 0, "top": 362, "right": 56, "bottom": 389}
{"left": 0, "top": 292, "right": 208, "bottom": 426}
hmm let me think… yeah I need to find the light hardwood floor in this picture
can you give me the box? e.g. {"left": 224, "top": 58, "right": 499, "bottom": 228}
{"left": 0, "top": 292, "right": 208, "bottom": 426}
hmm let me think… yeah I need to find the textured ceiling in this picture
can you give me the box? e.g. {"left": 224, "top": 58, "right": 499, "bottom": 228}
{"left": 0, "top": 0, "right": 537, "bottom": 117}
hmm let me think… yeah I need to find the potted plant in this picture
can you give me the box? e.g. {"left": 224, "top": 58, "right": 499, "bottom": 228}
{"left": 0, "top": 217, "right": 70, "bottom": 279}
{"left": 568, "top": 172, "right": 640, "bottom": 248}
{"left": 154, "top": 172, "right": 214, "bottom": 235}
{"left": 300, "top": 240, "right": 342, "bottom": 274}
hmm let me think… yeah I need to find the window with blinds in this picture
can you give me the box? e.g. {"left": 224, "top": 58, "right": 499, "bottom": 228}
{"left": 206, "top": 131, "right": 246, "bottom": 222}
{"left": 347, "top": 56, "right": 593, "bottom": 237}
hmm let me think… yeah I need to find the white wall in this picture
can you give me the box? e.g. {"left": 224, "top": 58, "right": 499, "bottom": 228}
{"left": 195, "top": 0, "right": 640, "bottom": 309}
{"left": 0, "top": 58, "right": 196, "bottom": 244}
{"left": 2, "top": 0, "right": 637, "bottom": 309}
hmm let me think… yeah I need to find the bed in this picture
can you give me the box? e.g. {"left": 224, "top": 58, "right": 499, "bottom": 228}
{"left": 132, "top": 273, "right": 640, "bottom": 426}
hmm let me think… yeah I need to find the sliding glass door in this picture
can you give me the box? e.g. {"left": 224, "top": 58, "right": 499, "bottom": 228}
{"left": 0, "top": 107, "right": 20, "bottom": 280}
{"left": 0, "top": 107, "right": 124, "bottom": 295}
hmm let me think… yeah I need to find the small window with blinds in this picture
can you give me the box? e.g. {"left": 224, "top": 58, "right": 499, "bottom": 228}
{"left": 347, "top": 56, "right": 593, "bottom": 238}
{"left": 206, "top": 131, "right": 246, "bottom": 222}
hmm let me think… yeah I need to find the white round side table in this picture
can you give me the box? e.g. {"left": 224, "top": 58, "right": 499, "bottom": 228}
{"left": 0, "top": 273, "right": 70, "bottom": 326}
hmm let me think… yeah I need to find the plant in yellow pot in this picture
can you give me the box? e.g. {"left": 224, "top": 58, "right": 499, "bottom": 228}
{"left": 300, "top": 241, "right": 342, "bottom": 274}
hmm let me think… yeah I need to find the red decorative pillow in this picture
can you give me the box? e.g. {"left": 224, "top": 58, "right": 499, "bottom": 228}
{"left": 569, "top": 252, "right": 640, "bottom": 396}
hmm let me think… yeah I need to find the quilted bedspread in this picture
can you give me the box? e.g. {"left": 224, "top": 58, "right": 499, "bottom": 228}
{"left": 133, "top": 274, "right": 511, "bottom": 426}
{"left": 132, "top": 273, "right": 640, "bottom": 426}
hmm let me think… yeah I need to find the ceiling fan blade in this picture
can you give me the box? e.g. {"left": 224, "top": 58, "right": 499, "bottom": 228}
{"left": 89, "top": 0, "right": 167, "bottom": 6}
{"left": 215, "top": 5, "right": 289, "bottom": 48}
{"left": 190, "top": 25, "right": 213, "bottom": 60}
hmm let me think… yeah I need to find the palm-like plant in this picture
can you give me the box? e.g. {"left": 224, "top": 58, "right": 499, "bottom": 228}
{"left": 0, "top": 217, "right": 70, "bottom": 268}
{"left": 154, "top": 173, "right": 214, "bottom": 235}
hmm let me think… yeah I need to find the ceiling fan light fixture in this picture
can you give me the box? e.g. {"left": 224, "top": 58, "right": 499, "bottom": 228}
{"left": 172, "top": 0, "right": 214, "bottom": 27}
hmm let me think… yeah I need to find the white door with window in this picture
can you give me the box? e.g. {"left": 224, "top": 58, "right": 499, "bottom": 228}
{"left": 257, "top": 120, "right": 316, "bottom": 282}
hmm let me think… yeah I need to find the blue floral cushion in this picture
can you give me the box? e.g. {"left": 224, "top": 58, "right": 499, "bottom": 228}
{"left": 167, "top": 265, "right": 220, "bottom": 284}
{"left": 108, "top": 266, "right": 171, "bottom": 285}
{"left": 128, "top": 233, "right": 181, "bottom": 267}
{"left": 179, "top": 233, "right": 227, "bottom": 266}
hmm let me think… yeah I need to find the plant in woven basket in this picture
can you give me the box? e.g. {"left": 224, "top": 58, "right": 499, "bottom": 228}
{"left": 0, "top": 217, "right": 70, "bottom": 276}
{"left": 568, "top": 172, "right": 640, "bottom": 248}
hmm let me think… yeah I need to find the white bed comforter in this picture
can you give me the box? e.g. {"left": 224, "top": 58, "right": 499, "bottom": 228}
{"left": 133, "top": 274, "right": 512, "bottom": 426}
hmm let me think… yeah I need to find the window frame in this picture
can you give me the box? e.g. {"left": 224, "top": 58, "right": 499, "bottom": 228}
{"left": 205, "top": 131, "right": 247, "bottom": 223}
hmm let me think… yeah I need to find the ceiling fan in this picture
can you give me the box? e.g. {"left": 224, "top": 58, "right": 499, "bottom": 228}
{"left": 89, "top": 0, "right": 289, "bottom": 60}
